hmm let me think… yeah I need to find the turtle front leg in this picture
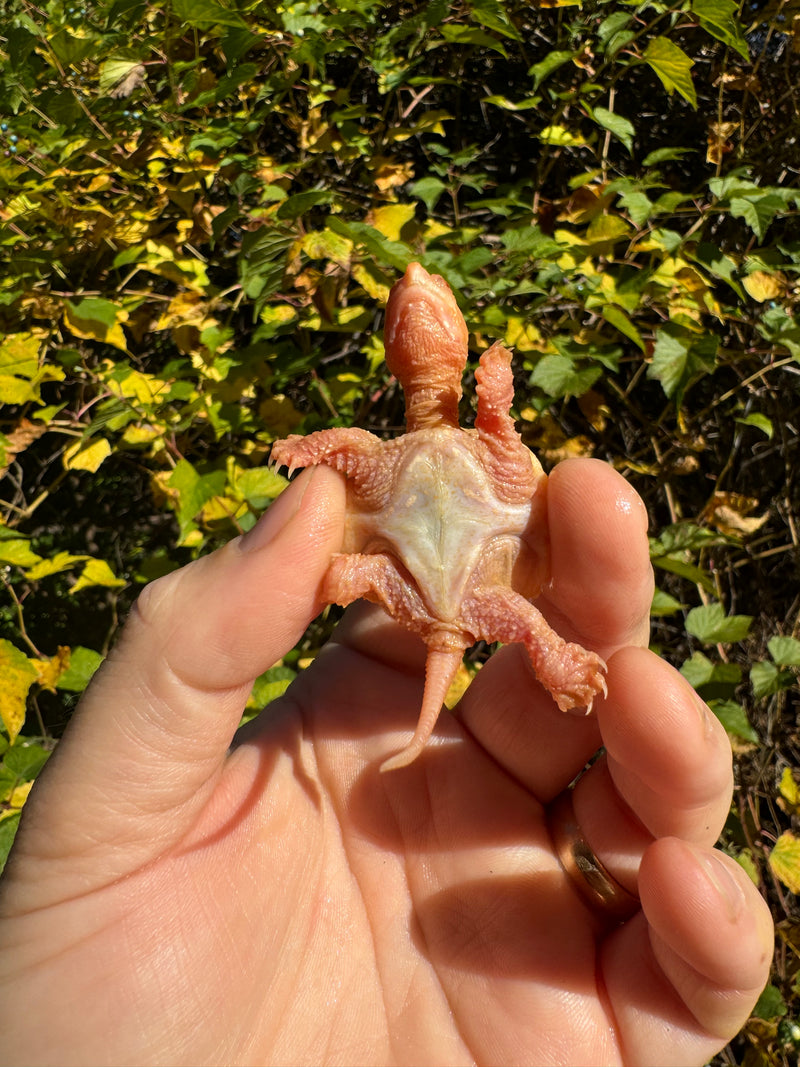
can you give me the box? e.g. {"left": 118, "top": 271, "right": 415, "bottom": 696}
{"left": 271, "top": 428, "right": 391, "bottom": 504}
{"left": 461, "top": 587, "right": 607, "bottom": 713}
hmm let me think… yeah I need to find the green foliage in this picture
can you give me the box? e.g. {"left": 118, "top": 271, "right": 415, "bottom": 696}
{"left": 1, "top": 2, "right": 799, "bottom": 1059}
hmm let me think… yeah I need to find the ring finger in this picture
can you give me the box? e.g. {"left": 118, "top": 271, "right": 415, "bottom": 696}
{"left": 570, "top": 645, "right": 734, "bottom": 896}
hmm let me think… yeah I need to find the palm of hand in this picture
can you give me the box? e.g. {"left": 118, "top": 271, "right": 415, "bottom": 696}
{"left": 0, "top": 462, "right": 771, "bottom": 1067}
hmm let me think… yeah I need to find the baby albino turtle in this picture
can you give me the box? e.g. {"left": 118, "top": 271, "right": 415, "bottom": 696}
{"left": 271, "top": 263, "right": 606, "bottom": 771}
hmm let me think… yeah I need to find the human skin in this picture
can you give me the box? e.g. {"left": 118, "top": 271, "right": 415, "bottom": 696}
{"left": 0, "top": 461, "right": 773, "bottom": 1067}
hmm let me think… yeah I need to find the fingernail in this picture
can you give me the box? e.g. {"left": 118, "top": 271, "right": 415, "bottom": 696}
{"left": 696, "top": 847, "right": 745, "bottom": 921}
{"left": 238, "top": 468, "right": 314, "bottom": 553}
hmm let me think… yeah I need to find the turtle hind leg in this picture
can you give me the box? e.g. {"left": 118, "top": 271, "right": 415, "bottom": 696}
{"left": 462, "top": 587, "right": 607, "bottom": 713}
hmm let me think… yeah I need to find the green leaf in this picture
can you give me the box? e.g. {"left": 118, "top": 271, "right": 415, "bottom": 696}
{"left": 592, "top": 107, "right": 635, "bottom": 154}
{"left": 168, "top": 460, "right": 227, "bottom": 533}
{"left": 327, "top": 219, "right": 411, "bottom": 273}
{"left": 98, "top": 57, "right": 146, "bottom": 96}
{"left": 239, "top": 227, "right": 295, "bottom": 303}
{"left": 685, "top": 602, "right": 753, "bottom": 644}
{"left": 600, "top": 305, "right": 644, "bottom": 350}
{"left": 530, "top": 354, "right": 602, "bottom": 400}
{"left": 410, "top": 176, "right": 447, "bottom": 212}
{"left": 710, "top": 699, "right": 758, "bottom": 743}
{"left": 753, "top": 983, "right": 789, "bottom": 1021}
{"left": 466, "top": 0, "right": 522, "bottom": 40}
{"left": 439, "top": 25, "right": 508, "bottom": 57}
{"left": 528, "top": 50, "right": 574, "bottom": 90}
{"left": 3, "top": 741, "right": 50, "bottom": 781}
{"left": 597, "top": 11, "right": 635, "bottom": 56}
{"left": 276, "top": 189, "right": 335, "bottom": 221}
{"left": 647, "top": 326, "right": 717, "bottom": 402}
{"left": 642, "top": 146, "right": 693, "bottom": 166}
{"left": 248, "top": 665, "right": 297, "bottom": 710}
{"left": 236, "top": 467, "right": 288, "bottom": 509}
{"left": 735, "top": 413, "right": 773, "bottom": 438}
{"left": 750, "top": 660, "right": 794, "bottom": 699}
{"left": 692, "top": 0, "right": 749, "bottom": 60}
{"left": 729, "top": 194, "right": 785, "bottom": 242}
{"left": 644, "top": 37, "right": 697, "bottom": 108}
{"left": 56, "top": 647, "right": 104, "bottom": 693}
{"left": 171, "top": 0, "right": 249, "bottom": 29}
{"left": 651, "top": 588, "right": 683, "bottom": 616}
{"left": 0, "top": 539, "right": 43, "bottom": 569}
{"left": 0, "top": 811, "right": 21, "bottom": 877}
{"left": 680, "top": 651, "right": 741, "bottom": 691}
{"left": 768, "top": 636, "right": 800, "bottom": 667}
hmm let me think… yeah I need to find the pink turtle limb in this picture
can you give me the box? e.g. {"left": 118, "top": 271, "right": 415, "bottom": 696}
{"left": 271, "top": 262, "right": 607, "bottom": 770}
{"left": 461, "top": 587, "right": 607, "bottom": 713}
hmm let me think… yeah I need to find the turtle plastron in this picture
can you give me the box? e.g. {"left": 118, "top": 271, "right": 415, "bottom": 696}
{"left": 271, "top": 262, "right": 606, "bottom": 770}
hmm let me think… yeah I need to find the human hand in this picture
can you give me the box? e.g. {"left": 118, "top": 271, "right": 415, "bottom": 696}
{"left": 0, "top": 460, "right": 772, "bottom": 1066}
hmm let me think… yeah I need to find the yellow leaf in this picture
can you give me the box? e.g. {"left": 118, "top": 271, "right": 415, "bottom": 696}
{"left": 779, "top": 768, "right": 800, "bottom": 815}
{"left": 539, "top": 125, "right": 586, "bottom": 146}
{"left": 300, "top": 228, "right": 353, "bottom": 266}
{"left": 0, "top": 639, "right": 37, "bottom": 742}
{"left": 199, "top": 495, "right": 247, "bottom": 525}
{"left": 121, "top": 423, "right": 165, "bottom": 447}
{"left": 504, "top": 315, "right": 545, "bottom": 352}
{"left": 70, "top": 558, "right": 126, "bottom": 594}
{"left": 367, "top": 203, "right": 417, "bottom": 242}
{"left": 64, "top": 300, "right": 129, "bottom": 352}
{"left": 444, "top": 662, "right": 478, "bottom": 708}
{"left": 701, "top": 491, "right": 770, "bottom": 539}
{"left": 25, "top": 551, "right": 87, "bottom": 581}
{"left": 31, "top": 646, "right": 71, "bottom": 692}
{"left": 63, "top": 437, "right": 112, "bottom": 472}
{"left": 369, "top": 158, "right": 415, "bottom": 193}
{"left": 769, "top": 831, "right": 800, "bottom": 894}
{"left": 352, "top": 263, "right": 391, "bottom": 303}
{"left": 9, "top": 780, "right": 34, "bottom": 808}
{"left": 743, "top": 270, "right": 786, "bottom": 302}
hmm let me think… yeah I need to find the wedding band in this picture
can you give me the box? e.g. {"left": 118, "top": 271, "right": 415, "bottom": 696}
{"left": 546, "top": 787, "right": 640, "bottom": 925}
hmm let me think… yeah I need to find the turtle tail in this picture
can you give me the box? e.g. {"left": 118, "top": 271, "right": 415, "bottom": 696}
{"left": 379, "top": 647, "right": 464, "bottom": 773}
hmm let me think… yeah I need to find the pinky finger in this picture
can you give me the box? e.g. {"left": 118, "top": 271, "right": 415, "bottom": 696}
{"left": 602, "top": 837, "right": 774, "bottom": 1067}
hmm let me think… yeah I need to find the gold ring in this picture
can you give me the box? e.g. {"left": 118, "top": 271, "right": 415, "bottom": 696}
{"left": 546, "top": 787, "right": 640, "bottom": 925}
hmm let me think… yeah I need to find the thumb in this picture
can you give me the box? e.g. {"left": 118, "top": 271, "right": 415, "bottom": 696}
{"left": 5, "top": 466, "right": 346, "bottom": 899}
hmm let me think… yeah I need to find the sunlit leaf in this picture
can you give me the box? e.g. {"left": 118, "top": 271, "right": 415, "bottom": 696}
{"left": 692, "top": 0, "right": 749, "bottom": 60}
{"left": 769, "top": 832, "right": 800, "bottom": 894}
{"left": 56, "top": 647, "right": 104, "bottom": 693}
{"left": 0, "top": 539, "right": 43, "bottom": 568}
{"left": 31, "top": 647, "right": 71, "bottom": 692}
{"left": 709, "top": 699, "right": 758, "bottom": 742}
{"left": 735, "top": 413, "right": 773, "bottom": 438}
{"left": 685, "top": 602, "right": 752, "bottom": 644}
{"left": 743, "top": 270, "right": 785, "bottom": 302}
{"left": 0, "top": 641, "right": 37, "bottom": 743}
{"left": 64, "top": 298, "right": 128, "bottom": 352}
{"left": 592, "top": 107, "right": 635, "bottom": 154}
{"left": 768, "top": 636, "right": 800, "bottom": 667}
{"left": 644, "top": 37, "right": 697, "bottom": 108}
{"left": 171, "top": 0, "right": 249, "bottom": 29}
{"left": 63, "top": 437, "right": 112, "bottom": 472}
{"left": 25, "top": 551, "right": 87, "bottom": 581}
{"left": 70, "top": 558, "right": 126, "bottom": 594}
